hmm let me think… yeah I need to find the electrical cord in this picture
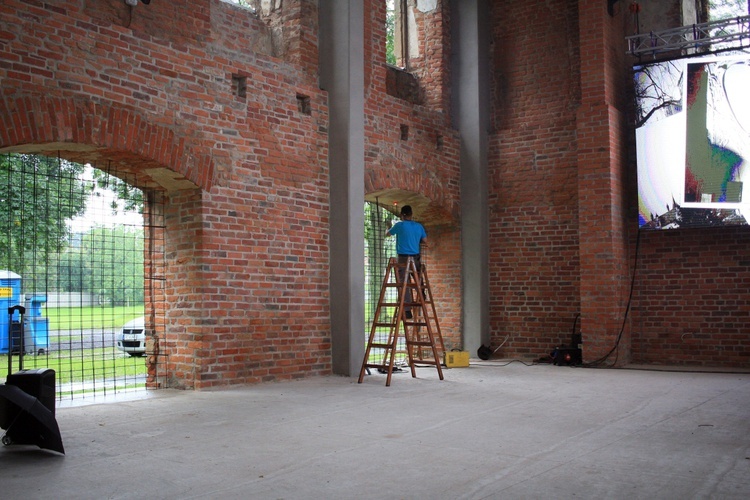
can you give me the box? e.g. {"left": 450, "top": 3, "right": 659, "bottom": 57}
{"left": 476, "top": 359, "right": 540, "bottom": 367}
{"left": 584, "top": 228, "right": 642, "bottom": 368}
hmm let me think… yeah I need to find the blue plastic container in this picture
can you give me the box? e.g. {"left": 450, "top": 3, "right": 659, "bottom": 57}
{"left": 24, "top": 295, "right": 49, "bottom": 354}
{"left": 0, "top": 270, "right": 22, "bottom": 354}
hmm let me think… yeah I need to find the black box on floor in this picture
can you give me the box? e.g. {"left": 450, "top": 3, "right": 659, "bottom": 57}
{"left": 553, "top": 347, "right": 582, "bottom": 366}
{"left": 6, "top": 368, "right": 57, "bottom": 415}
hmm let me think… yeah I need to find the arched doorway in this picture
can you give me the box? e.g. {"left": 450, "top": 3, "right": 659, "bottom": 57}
{"left": 0, "top": 152, "right": 166, "bottom": 402}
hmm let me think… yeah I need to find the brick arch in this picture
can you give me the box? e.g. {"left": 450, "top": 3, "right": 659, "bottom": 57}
{"left": 365, "top": 162, "right": 458, "bottom": 226}
{"left": 0, "top": 95, "right": 211, "bottom": 191}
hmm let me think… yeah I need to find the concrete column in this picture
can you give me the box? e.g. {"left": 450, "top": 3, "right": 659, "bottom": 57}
{"left": 319, "top": 1, "right": 365, "bottom": 376}
{"left": 451, "top": 0, "right": 491, "bottom": 355}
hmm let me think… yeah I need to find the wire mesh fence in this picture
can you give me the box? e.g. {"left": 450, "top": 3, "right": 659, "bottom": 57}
{"left": 0, "top": 153, "right": 164, "bottom": 402}
{"left": 364, "top": 201, "right": 405, "bottom": 366}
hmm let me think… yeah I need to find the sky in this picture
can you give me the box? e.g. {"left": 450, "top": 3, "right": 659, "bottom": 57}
{"left": 66, "top": 166, "right": 143, "bottom": 233}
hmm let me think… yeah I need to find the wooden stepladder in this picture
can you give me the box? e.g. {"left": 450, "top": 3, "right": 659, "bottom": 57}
{"left": 358, "top": 257, "right": 445, "bottom": 386}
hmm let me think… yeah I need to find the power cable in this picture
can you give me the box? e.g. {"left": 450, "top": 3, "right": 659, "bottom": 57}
{"left": 584, "top": 228, "right": 642, "bottom": 368}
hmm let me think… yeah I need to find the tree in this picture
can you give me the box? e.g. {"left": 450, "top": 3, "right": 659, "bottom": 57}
{"left": 634, "top": 60, "right": 684, "bottom": 128}
{"left": 80, "top": 226, "right": 144, "bottom": 305}
{"left": 54, "top": 251, "right": 88, "bottom": 293}
{"left": 0, "top": 154, "right": 91, "bottom": 278}
{"left": 91, "top": 169, "right": 144, "bottom": 213}
{"left": 364, "top": 202, "right": 396, "bottom": 316}
{"left": 709, "top": 0, "right": 749, "bottom": 20}
{"left": 385, "top": 0, "right": 397, "bottom": 66}
{"left": 222, "top": 0, "right": 257, "bottom": 13}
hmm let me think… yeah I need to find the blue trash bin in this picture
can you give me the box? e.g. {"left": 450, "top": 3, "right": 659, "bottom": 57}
{"left": 24, "top": 295, "right": 49, "bottom": 354}
{"left": 0, "top": 270, "right": 23, "bottom": 354}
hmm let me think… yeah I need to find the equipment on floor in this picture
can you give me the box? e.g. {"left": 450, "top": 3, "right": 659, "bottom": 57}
{"left": 477, "top": 334, "right": 509, "bottom": 360}
{"left": 359, "top": 257, "right": 445, "bottom": 386}
{"left": 444, "top": 350, "right": 470, "bottom": 367}
{"left": 552, "top": 324, "right": 583, "bottom": 366}
{"left": 0, "top": 305, "right": 64, "bottom": 454}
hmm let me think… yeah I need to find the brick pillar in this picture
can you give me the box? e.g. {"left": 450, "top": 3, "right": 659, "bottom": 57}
{"left": 576, "top": 1, "right": 631, "bottom": 364}
{"left": 163, "top": 189, "right": 205, "bottom": 389}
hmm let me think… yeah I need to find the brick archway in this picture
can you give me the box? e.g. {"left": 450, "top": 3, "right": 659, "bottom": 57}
{"left": 364, "top": 160, "right": 462, "bottom": 350}
{"left": 0, "top": 95, "right": 214, "bottom": 390}
{"left": 365, "top": 162, "right": 458, "bottom": 227}
{"left": 0, "top": 96, "right": 211, "bottom": 192}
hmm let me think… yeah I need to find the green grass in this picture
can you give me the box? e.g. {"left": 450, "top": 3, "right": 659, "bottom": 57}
{"left": 1, "top": 305, "right": 148, "bottom": 392}
{"left": 1, "top": 348, "right": 147, "bottom": 384}
{"left": 45, "top": 305, "right": 144, "bottom": 330}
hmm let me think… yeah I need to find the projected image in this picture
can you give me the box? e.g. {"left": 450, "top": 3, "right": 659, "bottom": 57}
{"left": 635, "top": 54, "right": 750, "bottom": 229}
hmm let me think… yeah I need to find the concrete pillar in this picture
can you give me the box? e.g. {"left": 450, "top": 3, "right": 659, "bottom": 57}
{"left": 319, "top": 1, "right": 365, "bottom": 376}
{"left": 451, "top": 0, "right": 490, "bottom": 355}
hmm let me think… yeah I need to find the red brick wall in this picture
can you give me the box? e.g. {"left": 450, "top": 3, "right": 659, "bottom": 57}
{"left": 3, "top": 0, "right": 747, "bottom": 379}
{"left": 363, "top": 1, "right": 463, "bottom": 348}
{"left": 575, "top": 0, "right": 633, "bottom": 364}
{"left": 0, "top": 0, "right": 331, "bottom": 388}
{"left": 488, "top": 0, "right": 584, "bottom": 358}
{"left": 631, "top": 229, "right": 750, "bottom": 367}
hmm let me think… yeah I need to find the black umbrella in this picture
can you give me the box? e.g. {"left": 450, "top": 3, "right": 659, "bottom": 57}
{"left": 0, "top": 383, "right": 65, "bottom": 454}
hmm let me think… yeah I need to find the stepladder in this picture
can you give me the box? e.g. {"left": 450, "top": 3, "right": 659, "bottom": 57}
{"left": 358, "top": 256, "right": 445, "bottom": 386}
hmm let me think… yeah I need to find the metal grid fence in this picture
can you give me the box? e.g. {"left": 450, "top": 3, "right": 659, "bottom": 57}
{"left": 0, "top": 153, "right": 164, "bottom": 402}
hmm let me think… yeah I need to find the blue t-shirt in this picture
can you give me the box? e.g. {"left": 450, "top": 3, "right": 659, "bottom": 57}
{"left": 389, "top": 220, "right": 426, "bottom": 255}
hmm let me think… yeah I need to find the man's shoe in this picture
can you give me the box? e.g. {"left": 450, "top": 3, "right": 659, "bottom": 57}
{"left": 405, "top": 310, "right": 413, "bottom": 319}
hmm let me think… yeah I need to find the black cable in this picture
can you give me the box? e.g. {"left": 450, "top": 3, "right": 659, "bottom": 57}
{"left": 584, "top": 228, "right": 642, "bottom": 368}
{"left": 478, "top": 359, "right": 540, "bottom": 367}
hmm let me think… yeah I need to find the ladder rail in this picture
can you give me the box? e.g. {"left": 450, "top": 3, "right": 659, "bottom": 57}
{"left": 418, "top": 264, "right": 446, "bottom": 354}
{"left": 402, "top": 260, "right": 443, "bottom": 379}
{"left": 359, "top": 260, "right": 400, "bottom": 383}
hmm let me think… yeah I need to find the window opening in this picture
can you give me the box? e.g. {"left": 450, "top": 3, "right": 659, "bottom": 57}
{"left": 232, "top": 74, "right": 248, "bottom": 99}
{"left": 297, "top": 93, "right": 311, "bottom": 115}
{"left": 0, "top": 153, "right": 165, "bottom": 402}
{"left": 386, "top": 0, "right": 409, "bottom": 69}
{"left": 221, "top": 0, "right": 257, "bottom": 14}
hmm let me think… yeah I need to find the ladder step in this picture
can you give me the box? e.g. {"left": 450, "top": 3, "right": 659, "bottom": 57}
{"left": 369, "top": 343, "right": 395, "bottom": 349}
{"left": 406, "top": 341, "right": 436, "bottom": 347}
{"left": 372, "top": 322, "right": 396, "bottom": 328}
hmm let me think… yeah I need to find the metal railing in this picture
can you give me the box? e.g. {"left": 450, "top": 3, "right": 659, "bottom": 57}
{"left": 627, "top": 15, "right": 750, "bottom": 59}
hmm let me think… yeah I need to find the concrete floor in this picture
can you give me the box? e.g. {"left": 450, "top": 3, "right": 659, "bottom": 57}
{"left": 2, "top": 361, "right": 750, "bottom": 499}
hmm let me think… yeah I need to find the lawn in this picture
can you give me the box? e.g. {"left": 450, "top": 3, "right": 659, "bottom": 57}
{"left": 1, "top": 305, "right": 148, "bottom": 392}
{"left": 0, "top": 347, "right": 147, "bottom": 385}
{"left": 44, "top": 305, "right": 144, "bottom": 331}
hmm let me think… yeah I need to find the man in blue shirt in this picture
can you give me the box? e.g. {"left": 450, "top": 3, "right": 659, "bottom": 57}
{"left": 386, "top": 205, "right": 427, "bottom": 318}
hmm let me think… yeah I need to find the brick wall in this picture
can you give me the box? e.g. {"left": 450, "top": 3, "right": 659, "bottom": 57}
{"left": 488, "top": 0, "right": 584, "bottom": 358}
{"left": 363, "top": 1, "right": 463, "bottom": 349}
{"left": 631, "top": 229, "right": 750, "bottom": 367}
{"left": 2, "top": 0, "right": 747, "bottom": 380}
{"left": 0, "top": 0, "right": 331, "bottom": 388}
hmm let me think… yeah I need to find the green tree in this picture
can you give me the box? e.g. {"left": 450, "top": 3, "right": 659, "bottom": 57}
{"left": 0, "top": 154, "right": 90, "bottom": 277}
{"left": 80, "top": 226, "right": 144, "bottom": 306}
{"left": 709, "top": 0, "right": 748, "bottom": 20}
{"left": 91, "top": 169, "right": 144, "bottom": 213}
{"left": 54, "top": 250, "right": 88, "bottom": 293}
{"left": 364, "top": 202, "right": 396, "bottom": 314}
{"left": 385, "top": 0, "right": 397, "bottom": 66}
